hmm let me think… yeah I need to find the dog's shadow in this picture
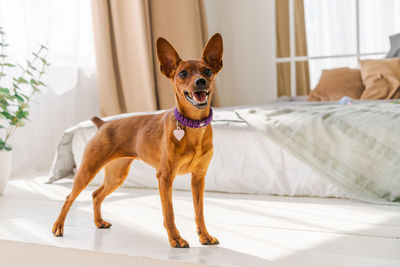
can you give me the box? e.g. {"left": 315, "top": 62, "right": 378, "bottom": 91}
{"left": 167, "top": 245, "right": 270, "bottom": 266}
{"left": 91, "top": 221, "right": 270, "bottom": 267}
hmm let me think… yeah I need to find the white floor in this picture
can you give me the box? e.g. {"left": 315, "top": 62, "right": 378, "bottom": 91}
{"left": 0, "top": 174, "right": 400, "bottom": 267}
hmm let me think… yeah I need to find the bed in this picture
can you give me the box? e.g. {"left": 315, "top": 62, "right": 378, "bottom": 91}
{"left": 48, "top": 97, "right": 400, "bottom": 204}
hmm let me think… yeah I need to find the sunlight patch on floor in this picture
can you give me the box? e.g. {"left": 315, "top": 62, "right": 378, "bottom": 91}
{"left": 1, "top": 174, "right": 399, "bottom": 266}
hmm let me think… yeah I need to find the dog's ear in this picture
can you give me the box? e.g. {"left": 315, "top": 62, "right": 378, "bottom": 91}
{"left": 156, "top": 38, "right": 182, "bottom": 79}
{"left": 202, "top": 33, "right": 223, "bottom": 74}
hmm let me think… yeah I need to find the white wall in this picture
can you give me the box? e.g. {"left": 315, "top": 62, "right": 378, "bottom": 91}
{"left": 204, "top": 0, "right": 275, "bottom": 106}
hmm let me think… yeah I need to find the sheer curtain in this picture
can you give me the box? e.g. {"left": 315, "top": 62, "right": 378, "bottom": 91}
{"left": 304, "top": 0, "right": 400, "bottom": 88}
{"left": 0, "top": 0, "right": 99, "bottom": 175}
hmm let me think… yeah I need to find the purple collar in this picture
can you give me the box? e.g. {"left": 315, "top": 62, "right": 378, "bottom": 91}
{"left": 174, "top": 107, "right": 213, "bottom": 128}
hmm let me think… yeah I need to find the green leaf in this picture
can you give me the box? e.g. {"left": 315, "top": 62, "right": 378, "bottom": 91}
{"left": 10, "top": 116, "right": 19, "bottom": 125}
{"left": 0, "top": 140, "right": 12, "bottom": 151}
{"left": 1, "top": 63, "right": 15, "bottom": 67}
{"left": 30, "top": 79, "right": 38, "bottom": 86}
{"left": 40, "top": 57, "right": 50, "bottom": 66}
{"left": 19, "top": 77, "right": 28, "bottom": 84}
{"left": 0, "top": 101, "right": 8, "bottom": 109}
{"left": 16, "top": 110, "right": 29, "bottom": 119}
{"left": 17, "top": 63, "right": 25, "bottom": 71}
{"left": 12, "top": 83, "right": 19, "bottom": 89}
{"left": 0, "top": 72, "right": 6, "bottom": 77}
{"left": 0, "top": 88, "right": 14, "bottom": 100}
{"left": 16, "top": 120, "right": 25, "bottom": 127}
{"left": 15, "top": 77, "right": 28, "bottom": 84}
{"left": 25, "top": 60, "right": 32, "bottom": 69}
{"left": 38, "top": 81, "right": 47, "bottom": 87}
{"left": 21, "top": 94, "right": 29, "bottom": 100}
{"left": 0, "top": 125, "right": 4, "bottom": 129}
{"left": 15, "top": 94, "right": 24, "bottom": 103}
{"left": 0, "top": 111, "right": 12, "bottom": 119}
{"left": 40, "top": 44, "right": 48, "bottom": 50}
{"left": 0, "top": 87, "right": 10, "bottom": 94}
{"left": 32, "top": 85, "right": 40, "bottom": 92}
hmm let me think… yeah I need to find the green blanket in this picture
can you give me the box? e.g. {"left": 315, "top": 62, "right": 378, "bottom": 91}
{"left": 237, "top": 102, "right": 400, "bottom": 205}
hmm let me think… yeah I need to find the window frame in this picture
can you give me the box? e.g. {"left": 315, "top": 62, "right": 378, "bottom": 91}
{"left": 273, "top": 0, "right": 387, "bottom": 97}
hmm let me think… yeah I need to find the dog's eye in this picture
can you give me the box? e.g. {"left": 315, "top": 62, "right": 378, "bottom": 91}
{"left": 179, "top": 70, "right": 187, "bottom": 79}
{"left": 204, "top": 68, "right": 213, "bottom": 77}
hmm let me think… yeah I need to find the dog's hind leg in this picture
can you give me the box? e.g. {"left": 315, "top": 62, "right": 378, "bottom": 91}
{"left": 52, "top": 144, "right": 111, "bottom": 237}
{"left": 92, "top": 158, "right": 134, "bottom": 228}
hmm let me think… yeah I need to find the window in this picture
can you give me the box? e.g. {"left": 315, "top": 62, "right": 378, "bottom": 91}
{"left": 274, "top": 0, "right": 400, "bottom": 96}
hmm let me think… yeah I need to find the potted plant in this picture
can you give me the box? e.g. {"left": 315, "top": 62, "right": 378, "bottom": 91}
{"left": 0, "top": 27, "right": 49, "bottom": 195}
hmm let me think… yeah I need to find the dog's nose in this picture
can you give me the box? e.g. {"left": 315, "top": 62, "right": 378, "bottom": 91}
{"left": 194, "top": 78, "right": 207, "bottom": 88}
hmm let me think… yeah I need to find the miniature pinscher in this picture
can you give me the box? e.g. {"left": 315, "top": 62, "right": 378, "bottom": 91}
{"left": 52, "top": 33, "right": 223, "bottom": 248}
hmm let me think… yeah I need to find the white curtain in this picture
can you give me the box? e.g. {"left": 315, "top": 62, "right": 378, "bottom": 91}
{"left": 0, "top": 0, "right": 99, "bottom": 175}
{"left": 304, "top": 0, "right": 400, "bottom": 88}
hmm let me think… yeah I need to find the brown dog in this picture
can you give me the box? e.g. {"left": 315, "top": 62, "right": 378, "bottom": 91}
{"left": 52, "top": 33, "right": 223, "bottom": 248}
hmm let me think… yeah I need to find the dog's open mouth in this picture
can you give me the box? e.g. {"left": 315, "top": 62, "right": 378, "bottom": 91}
{"left": 184, "top": 90, "right": 209, "bottom": 108}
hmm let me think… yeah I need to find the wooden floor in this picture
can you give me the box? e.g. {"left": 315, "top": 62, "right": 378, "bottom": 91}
{"left": 0, "top": 174, "right": 399, "bottom": 267}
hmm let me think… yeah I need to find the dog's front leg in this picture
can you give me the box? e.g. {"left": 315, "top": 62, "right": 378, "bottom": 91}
{"left": 191, "top": 171, "right": 219, "bottom": 245}
{"left": 157, "top": 171, "right": 189, "bottom": 248}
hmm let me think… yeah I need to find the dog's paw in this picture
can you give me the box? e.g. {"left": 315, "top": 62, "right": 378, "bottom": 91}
{"left": 199, "top": 234, "right": 219, "bottom": 245}
{"left": 52, "top": 222, "right": 64, "bottom": 237}
{"left": 170, "top": 237, "right": 190, "bottom": 248}
{"left": 95, "top": 219, "right": 112, "bottom": 229}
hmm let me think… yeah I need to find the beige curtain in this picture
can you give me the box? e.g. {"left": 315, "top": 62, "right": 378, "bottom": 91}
{"left": 92, "top": 0, "right": 219, "bottom": 116}
{"left": 276, "top": 0, "right": 310, "bottom": 97}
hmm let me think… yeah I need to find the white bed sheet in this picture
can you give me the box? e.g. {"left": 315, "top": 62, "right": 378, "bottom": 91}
{"left": 69, "top": 108, "right": 350, "bottom": 198}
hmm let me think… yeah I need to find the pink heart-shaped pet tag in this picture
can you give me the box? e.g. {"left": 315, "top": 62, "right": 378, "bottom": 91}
{"left": 173, "top": 128, "right": 185, "bottom": 141}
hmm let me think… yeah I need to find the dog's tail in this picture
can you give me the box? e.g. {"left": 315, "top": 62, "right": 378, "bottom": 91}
{"left": 91, "top": 116, "right": 105, "bottom": 129}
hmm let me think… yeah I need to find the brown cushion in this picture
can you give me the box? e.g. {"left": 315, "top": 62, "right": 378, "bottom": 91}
{"left": 308, "top": 68, "right": 364, "bottom": 101}
{"left": 360, "top": 58, "right": 400, "bottom": 100}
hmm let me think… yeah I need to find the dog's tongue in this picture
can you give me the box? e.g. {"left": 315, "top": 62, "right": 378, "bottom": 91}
{"left": 193, "top": 91, "right": 207, "bottom": 103}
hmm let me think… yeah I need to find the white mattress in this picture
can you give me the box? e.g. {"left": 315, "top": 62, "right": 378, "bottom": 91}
{"left": 66, "top": 106, "right": 350, "bottom": 199}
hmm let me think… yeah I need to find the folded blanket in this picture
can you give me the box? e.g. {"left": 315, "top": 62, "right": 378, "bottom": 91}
{"left": 237, "top": 102, "right": 400, "bottom": 205}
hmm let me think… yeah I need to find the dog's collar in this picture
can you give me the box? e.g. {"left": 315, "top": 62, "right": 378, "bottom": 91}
{"left": 174, "top": 107, "right": 213, "bottom": 128}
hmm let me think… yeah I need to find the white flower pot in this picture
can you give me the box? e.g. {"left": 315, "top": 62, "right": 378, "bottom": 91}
{"left": 0, "top": 150, "right": 12, "bottom": 195}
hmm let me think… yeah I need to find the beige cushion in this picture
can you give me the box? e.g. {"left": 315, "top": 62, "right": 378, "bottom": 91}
{"left": 308, "top": 68, "right": 364, "bottom": 101}
{"left": 360, "top": 58, "right": 400, "bottom": 100}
